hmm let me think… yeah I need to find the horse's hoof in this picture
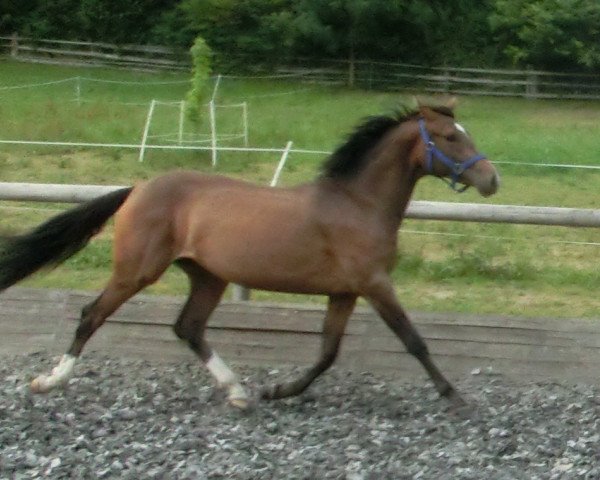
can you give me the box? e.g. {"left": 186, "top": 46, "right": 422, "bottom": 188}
{"left": 260, "top": 385, "right": 277, "bottom": 400}
{"left": 228, "top": 396, "right": 250, "bottom": 410}
{"left": 449, "top": 393, "right": 468, "bottom": 408}
{"left": 447, "top": 396, "right": 476, "bottom": 420}
{"left": 30, "top": 377, "right": 49, "bottom": 394}
{"left": 441, "top": 389, "right": 473, "bottom": 419}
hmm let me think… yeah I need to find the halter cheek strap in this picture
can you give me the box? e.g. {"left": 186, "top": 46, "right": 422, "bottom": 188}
{"left": 418, "top": 118, "right": 486, "bottom": 193}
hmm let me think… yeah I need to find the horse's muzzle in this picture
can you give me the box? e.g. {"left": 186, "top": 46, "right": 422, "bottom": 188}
{"left": 465, "top": 160, "right": 500, "bottom": 197}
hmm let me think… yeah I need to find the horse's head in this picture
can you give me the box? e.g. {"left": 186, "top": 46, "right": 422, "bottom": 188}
{"left": 415, "top": 98, "right": 500, "bottom": 197}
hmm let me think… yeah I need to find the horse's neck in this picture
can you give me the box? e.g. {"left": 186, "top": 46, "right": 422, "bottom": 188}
{"left": 343, "top": 132, "right": 419, "bottom": 228}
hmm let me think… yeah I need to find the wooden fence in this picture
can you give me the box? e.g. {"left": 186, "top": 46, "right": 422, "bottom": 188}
{"left": 0, "top": 35, "right": 189, "bottom": 72}
{"left": 2, "top": 287, "right": 600, "bottom": 384}
{"left": 3, "top": 35, "right": 600, "bottom": 99}
{"left": 290, "top": 60, "right": 600, "bottom": 100}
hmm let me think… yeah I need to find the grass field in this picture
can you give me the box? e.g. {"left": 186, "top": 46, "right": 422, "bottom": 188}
{"left": 0, "top": 59, "right": 599, "bottom": 319}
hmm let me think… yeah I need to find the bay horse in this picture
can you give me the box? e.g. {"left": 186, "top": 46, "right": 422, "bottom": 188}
{"left": 0, "top": 99, "right": 499, "bottom": 410}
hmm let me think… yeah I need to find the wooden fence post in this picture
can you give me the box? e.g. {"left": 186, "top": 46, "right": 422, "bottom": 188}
{"left": 442, "top": 68, "right": 451, "bottom": 94}
{"left": 232, "top": 285, "right": 250, "bottom": 302}
{"left": 10, "top": 33, "right": 18, "bottom": 58}
{"left": 525, "top": 66, "right": 539, "bottom": 99}
{"left": 347, "top": 52, "right": 355, "bottom": 88}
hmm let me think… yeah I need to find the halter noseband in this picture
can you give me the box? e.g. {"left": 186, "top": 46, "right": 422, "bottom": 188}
{"left": 418, "top": 118, "right": 486, "bottom": 193}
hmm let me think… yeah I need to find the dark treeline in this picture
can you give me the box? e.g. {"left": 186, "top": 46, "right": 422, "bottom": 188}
{"left": 2, "top": 0, "right": 599, "bottom": 72}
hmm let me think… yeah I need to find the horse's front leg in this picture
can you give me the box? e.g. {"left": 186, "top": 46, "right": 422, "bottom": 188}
{"left": 365, "top": 279, "right": 466, "bottom": 408}
{"left": 262, "top": 293, "right": 357, "bottom": 400}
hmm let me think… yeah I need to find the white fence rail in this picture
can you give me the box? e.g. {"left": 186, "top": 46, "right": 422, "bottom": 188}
{"left": 1, "top": 182, "right": 599, "bottom": 228}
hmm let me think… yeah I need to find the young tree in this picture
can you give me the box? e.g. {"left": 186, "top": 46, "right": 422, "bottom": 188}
{"left": 186, "top": 36, "right": 213, "bottom": 123}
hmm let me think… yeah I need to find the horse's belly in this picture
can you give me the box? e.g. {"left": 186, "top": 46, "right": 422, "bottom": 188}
{"left": 177, "top": 188, "right": 382, "bottom": 295}
{"left": 203, "top": 243, "right": 348, "bottom": 293}
{"left": 189, "top": 225, "right": 354, "bottom": 294}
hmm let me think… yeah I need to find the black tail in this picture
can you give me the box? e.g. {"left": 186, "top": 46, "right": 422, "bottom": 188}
{"left": 0, "top": 187, "right": 133, "bottom": 291}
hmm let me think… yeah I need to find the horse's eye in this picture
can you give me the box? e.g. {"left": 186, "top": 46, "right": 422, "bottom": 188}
{"left": 445, "top": 134, "right": 457, "bottom": 142}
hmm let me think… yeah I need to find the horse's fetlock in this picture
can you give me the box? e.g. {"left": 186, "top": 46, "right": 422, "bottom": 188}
{"left": 75, "top": 320, "right": 94, "bottom": 339}
{"left": 406, "top": 334, "right": 428, "bottom": 358}
{"left": 173, "top": 322, "right": 187, "bottom": 341}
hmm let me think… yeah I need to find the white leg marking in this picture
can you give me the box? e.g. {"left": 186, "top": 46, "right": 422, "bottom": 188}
{"left": 30, "top": 354, "right": 76, "bottom": 393}
{"left": 206, "top": 352, "right": 248, "bottom": 408}
{"left": 206, "top": 352, "right": 237, "bottom": 385}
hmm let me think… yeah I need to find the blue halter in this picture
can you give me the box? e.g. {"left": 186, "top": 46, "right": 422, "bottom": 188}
{"left": 418, "top": 118, "right": 486, "bottom": 193}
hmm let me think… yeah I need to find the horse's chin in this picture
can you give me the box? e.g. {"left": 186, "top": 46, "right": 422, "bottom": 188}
{"left": 476, "top": 184, "right": 497, "bottom": 198}
{"left": 465, "top": 170, "right": 500, "bottom": 197}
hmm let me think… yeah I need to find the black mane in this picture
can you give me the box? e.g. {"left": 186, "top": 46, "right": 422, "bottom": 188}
{"left": 321, "top": 107, "right": 419, "bottom": 179}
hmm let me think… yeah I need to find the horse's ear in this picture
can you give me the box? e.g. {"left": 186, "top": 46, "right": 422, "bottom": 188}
{"left": 417, "top": 97, "right": 436, "bottom": 119}
{"left": 445, "top": 96, "right": 458, "bottom": 110}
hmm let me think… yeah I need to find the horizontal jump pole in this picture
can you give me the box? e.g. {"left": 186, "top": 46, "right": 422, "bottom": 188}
{"left": 407, "top": 201, "right": 600, "bottom": 228}
{"left": 0, "top": 182, "right": 599, "bottom": 228}
{"left": 0, "top": 182, "right": 123, "bottom": 203}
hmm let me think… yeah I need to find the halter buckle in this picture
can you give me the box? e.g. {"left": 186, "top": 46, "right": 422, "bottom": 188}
{"left": 452, "top": 164, "right": 464, "bottom": 176}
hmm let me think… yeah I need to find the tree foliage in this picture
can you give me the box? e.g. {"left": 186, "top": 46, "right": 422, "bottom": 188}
{"left": 283, "top": 0, "right": 498, "bottom": 66}
{"left": 490, "top": 0, "right": 600, "bottom": 71}
{"left": 1, "top": 0, "right": 183, "bottom": 44}
{"left": 3, "top": 0, "right": 600, "bottom": 72}
{"left": 178, "top": 0, "right": 501, "bottom": 68}
{"left": 179, "top": 0, "right": 292, "bottom": 64}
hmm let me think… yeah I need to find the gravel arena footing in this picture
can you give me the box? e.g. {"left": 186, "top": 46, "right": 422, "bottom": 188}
{"left": 2, "top": 352, "right": 600, "bottom": 479}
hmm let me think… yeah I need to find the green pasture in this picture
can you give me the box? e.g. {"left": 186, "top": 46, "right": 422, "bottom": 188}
{"left": 0, "top": 59, "right": 599, "bottom": 319}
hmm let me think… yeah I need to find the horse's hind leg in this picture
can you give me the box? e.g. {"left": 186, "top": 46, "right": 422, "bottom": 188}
{"left": 30, "top": 232, "right": 173, "bottom": 393}
{"left": 173, "top": 259, "right": 248, "bottom": 408}
{"left": 30, "top": 277, "right": 143, "bottom": 393}
{"left": 263, "top": 294, "right": 356, "bottom": 400}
